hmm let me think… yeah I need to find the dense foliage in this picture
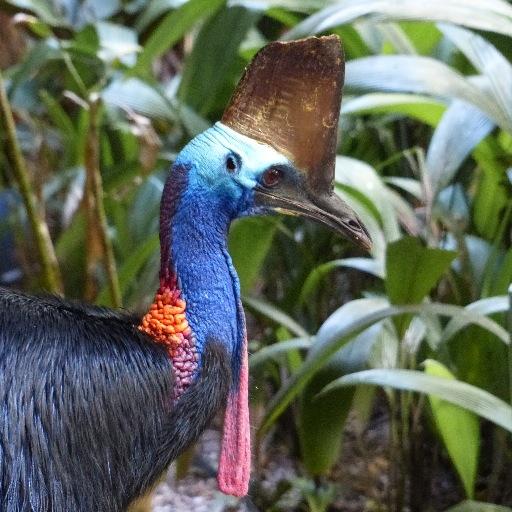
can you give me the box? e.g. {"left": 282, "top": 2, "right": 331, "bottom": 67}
{"left": 0, "top": 1, "right": 511, "bottom": 511}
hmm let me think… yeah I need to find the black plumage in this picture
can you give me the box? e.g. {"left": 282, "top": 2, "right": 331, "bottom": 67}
{"left": 0, "top": 288, "right": 229, "bottom": 511}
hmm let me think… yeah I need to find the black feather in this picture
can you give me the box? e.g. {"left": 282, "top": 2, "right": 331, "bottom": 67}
{"left": 0, "top": 288, "right": 230, "bottom": 512}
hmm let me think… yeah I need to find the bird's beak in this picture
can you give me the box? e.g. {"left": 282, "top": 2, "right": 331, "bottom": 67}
{"left": 254, "top": 185, "right": 372, "bottom": 251}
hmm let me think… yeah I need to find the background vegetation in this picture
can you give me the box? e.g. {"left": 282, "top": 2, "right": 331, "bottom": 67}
{"left": 0, "top": 0, "right": 511, "bottom": 511}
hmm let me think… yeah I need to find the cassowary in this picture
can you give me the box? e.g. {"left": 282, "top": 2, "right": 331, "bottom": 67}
{"left": 0, "top": 36, "right": 371, "bottom": 511}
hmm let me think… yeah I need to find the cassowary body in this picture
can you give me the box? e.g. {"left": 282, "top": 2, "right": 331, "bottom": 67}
{"left": 0, "top": 37, "right": 371, "bottom": 511}
{"left": 0, "top": 290, "right": 228, "bottom": 511}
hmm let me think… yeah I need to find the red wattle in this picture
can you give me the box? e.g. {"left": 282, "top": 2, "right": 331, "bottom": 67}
{"left": 217, "top": 336, "right": 250, "bottom": 497}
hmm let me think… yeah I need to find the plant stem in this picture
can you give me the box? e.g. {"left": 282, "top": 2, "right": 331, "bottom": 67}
{"left": 84, "top": 95, "right": 122, "bottom": 308}
{"left": 0, "top": 71, "right": 63, "bottom": 293}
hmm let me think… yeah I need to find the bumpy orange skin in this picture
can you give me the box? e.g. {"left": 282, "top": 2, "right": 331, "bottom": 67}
{"left": 139, "top": 278, "right": 198, "bottom": 399}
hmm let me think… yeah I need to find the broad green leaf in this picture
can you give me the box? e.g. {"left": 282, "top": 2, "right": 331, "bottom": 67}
{"left": 229, "top": 217, "right": 277, "bottom": 294}
{"left": 259, "top": 301, "right": 508, "bottom": 433}
{"left": 243, "top": 296, "right": 309, "bottom": 338}
{"left": 342, "top": 93, "right": 446, "bottom": 127}
{"left": 321, "top": 368, "right": 512, "bottom": 433}
{"left": 386, "top": 236, "right": 457, "bottom": 305}
{"left": 344, "top": 56, "right": 508, "bottom": 131}
{"left": 178, "top": 6, "right": 260, "bottom": 117}
{"left": 444, "top": 501, "right": 512, "bottom": 512}
{"left": 424, "top": 360, "right": 479, "bottom": 499}
{"left": 135, "top": 0, "right": 224, "bottom": 73}
{"left": 284, "top": 0, "right": 512, "bottom": 40}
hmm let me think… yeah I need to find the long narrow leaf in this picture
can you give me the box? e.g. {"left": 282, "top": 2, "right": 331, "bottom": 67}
{"left": 439, "top": 24, "right": 512, "bottom": 132}
{"left": 321, "top": 368, "right": 512, "bottom": 433}
{"left": 442, "top": 296, "right": 508, "bottom": 344}
{"left": 259, "top": 301, "right": 508, "bottom": 433}
{"left": 344, "top": 56, "right": 507, "bottom": 131}
{"left": 250, "top": 338, "right": 312, "bottom": 368}
{"left": 243, "top": 296, "right": 310, "bottom": 338}
{"left": 283, "top": 0, "right": 512, "bottom": 40}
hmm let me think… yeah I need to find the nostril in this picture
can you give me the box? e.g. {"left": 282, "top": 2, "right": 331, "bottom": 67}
{"left": 347, "top": 219, "right": 361, "bottom": 230}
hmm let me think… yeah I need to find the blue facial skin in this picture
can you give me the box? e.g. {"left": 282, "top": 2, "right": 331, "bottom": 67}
{"left": 166, "top": 123, "right": 290, "bottom": 384}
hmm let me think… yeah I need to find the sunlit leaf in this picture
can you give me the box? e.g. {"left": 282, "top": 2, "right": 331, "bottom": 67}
{"left": 344, "top": 55, "right": 509, "bottom": 131}
{"left": 259, "top": 301, "right": 508, "bottom": 433}
{"left": 321, "top": 368, "right": 512, "bottom": 433}
{"left": 342, "top": 93, "right": 446, "bottom": 126}
{"left": 284, "top": 0, "right": 512, "bottom": 40}
{"left": 102, "top": 78, "right": 177, "bottom": 121}
{"left": 424, "top": 360, "right": 479, "bottom": 499}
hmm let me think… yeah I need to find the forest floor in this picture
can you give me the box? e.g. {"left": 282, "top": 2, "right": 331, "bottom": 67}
{"left": 145, "top": 403, "right": 494, "bottom": 512}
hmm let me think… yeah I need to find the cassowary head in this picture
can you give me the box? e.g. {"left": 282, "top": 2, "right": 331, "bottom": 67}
{"left": 174, "top": 35, "right": 371, "bottom": 251}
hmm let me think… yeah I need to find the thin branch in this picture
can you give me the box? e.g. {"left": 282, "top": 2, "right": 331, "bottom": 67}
{"left": 0, "top": 70, "right": 63, "bottom": 293}
{"left": 83, "top": 94, "right": 122, "bottom": 308}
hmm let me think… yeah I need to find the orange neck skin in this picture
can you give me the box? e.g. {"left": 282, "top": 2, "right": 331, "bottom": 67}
{"left": 139, "top": 274, "right": 198, "bottom": 400}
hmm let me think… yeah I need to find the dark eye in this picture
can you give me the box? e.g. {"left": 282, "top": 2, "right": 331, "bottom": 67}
{"left": 262, "top": 167, "right": 282, "bottom": 188}
{"left": 226, "top": 155, "right": 237, "bottom": 173}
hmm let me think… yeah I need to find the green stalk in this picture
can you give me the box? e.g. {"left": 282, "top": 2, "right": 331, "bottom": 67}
{"left": 0, "top": 71, "right": 63, "bottom": 293}
{"left": 84, "top": 95, "right": 122, "bottom": 308}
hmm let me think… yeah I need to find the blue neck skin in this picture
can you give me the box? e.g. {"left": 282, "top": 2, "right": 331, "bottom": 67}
{"left": 161, "top": 123, "right": 288, "bottom": 383}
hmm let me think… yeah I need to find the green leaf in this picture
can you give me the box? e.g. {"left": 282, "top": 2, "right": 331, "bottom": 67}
{"left": 250, "top": 338, "right": 311, "bottom": 368}
{"left": 439, "top": 24, "right": 512, "bottom": 131}
{"left": 229, "top": 217, "right": 277, "bottom": 294}
{"left": 102, "top": 78, "right": 177, "bottom": 121}
{"left": 342, "top": 93, "right": 446, "bottom": 127}
{"left": 243, "top": 296, "right": 310, "bottom": 338}
{"left": 444, "top": 501, "right": 512, "bottom": 512}
{"left": 299, "top": 322, "right": 383, "bottom": 475}
{"left": 6, "top": 0, "right": 67, "bottom": 27}
{"left": 284, "top": 0, "right": 512, "bottom": 40}
{"left": 424, "top": 360, "right": 479, "bottom": 499}
{"left": 442, "top": 296, "right": 508, "bottom": 344}
{"left": 335, "top": 156, "right": 401, "bottom": 242}
{"left": 259, "top": 301, "right": 508, "bottom": 433}
{"left": 321, "top": 368, "right": 512, "bottom": 433}
{"left": 135, "top": 0, "right": 191, "bottom": 32}
{"left": 96, "top": 234, "right": 159, "bottom": 306}
{"left": 426, "top": 83, "right": 495, "bottom": 197}
{"left": 95, "top": 22, "right": 140, "bottom": 66}
{"left": 299, "top": 258, "right": 384, "bottom": 306}
{"left": 135, "top": 0, "right": 225, "bottom": 73}
{"left": 178, "top": 6, "right": 260, "bottom": 117}
{"left": 344, "top": 55, "right": 509, "bottom": 132}
{"left": 386, "top": 236, "right": 457, "bottom": 305}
